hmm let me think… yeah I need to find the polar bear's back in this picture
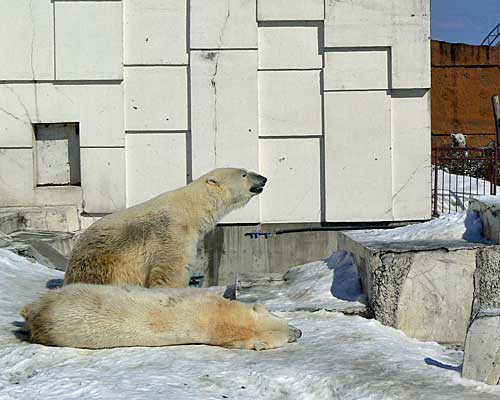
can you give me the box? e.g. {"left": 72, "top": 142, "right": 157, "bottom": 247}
{"left": 22, "top": 284, "right": 216, "bottom": 349}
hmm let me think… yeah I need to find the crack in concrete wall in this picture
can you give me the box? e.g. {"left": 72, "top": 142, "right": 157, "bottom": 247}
{"left": 209, "top": 2, "right": 231, "bottom": 167}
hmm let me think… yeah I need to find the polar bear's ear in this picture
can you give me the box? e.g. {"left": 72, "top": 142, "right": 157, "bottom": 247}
{"left": 254, "top": 342, "right": 268, "bottom": 351}
{"left": 206, "top": 177, "right": 219, "bottom": 186}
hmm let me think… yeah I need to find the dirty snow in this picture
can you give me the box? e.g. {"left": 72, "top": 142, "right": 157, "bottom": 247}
{"left": 346, "top": 210, "right": 487, "bottom": 244}
{"left": 473, "top": 195, "right": 500, "bottom": 207}
{"left": 236, "top": 252, "right": 367, "bottom": 314}
{"left": 1, "top": 249, "right": 500, "bottom": 399}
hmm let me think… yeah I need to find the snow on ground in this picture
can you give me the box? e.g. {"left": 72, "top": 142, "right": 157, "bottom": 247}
{"left": 237, "top": 253, "right": 367, "bottom": 314}
{"left": 2, "top": 249, "right": 500, "bottom": 399}
{"left": 434, "top": 168, "right": 500, "bottom": 214}
{"left": 346, "top": 210, "right": 487, "bottom": 244}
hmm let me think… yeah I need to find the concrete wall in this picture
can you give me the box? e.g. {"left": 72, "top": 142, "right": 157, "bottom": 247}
{"left": 0, "top": 0, "right": 431, "bottom": 223}
{"left": 431, "top": 40, "right": 500, "bottom": 148}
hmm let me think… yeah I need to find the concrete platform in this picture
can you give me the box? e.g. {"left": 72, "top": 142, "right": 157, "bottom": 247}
{"left": 336, "top": 231, "right": 500, "bottom": 345}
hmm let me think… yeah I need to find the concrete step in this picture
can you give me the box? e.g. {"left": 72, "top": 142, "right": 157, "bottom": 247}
{"left": 0, "top": 206, "right": 80, "bottom": 234}
{"left": 336, "top": 231, "right": 500, "bottom": 345}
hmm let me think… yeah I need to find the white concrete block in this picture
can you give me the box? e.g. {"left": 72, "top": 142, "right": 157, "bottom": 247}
{"left": 258, "top": 26, "right": 322, "bottom": 70}
{"left": 126, "top": 133, "right": 187, "bottom": 206}
{"left": 36, "top": 138, "right": 70, "bottom": 186}
{"left": 190, "top": 0, "right": 257, "bottom": 49}
{"left": 324, "top": 0, "right": 390, "bottom": 47}
{"left": 191, "top": 51, "right": 259, "bottom": 175}
{"left": 0, "top": 0, "right": 54, "bottom": 80}
{"left": 324, "top": 49, "right": 389, "bottom": 90}
{"left": 0, "top": 148, "right": 35, "bottom": 206}
{"left": 124, "top": 0, "right": 188, "bottom": 65}
{"left": 391, "top": 90, "right": 431, "bottom": 220}
{"left": 32, "top": 186, "right": 83, "bottom": 210}
{"left": 257, "top": 0, "right": 324, "bottom": 21}
{"left": 0, "top": 83, "right": 124, "bottom": 147}
{"left": 260, "top": 138, "right": 321, "bottom": 222}
{"left": 324, "top": 91, "right": 392, "bottom": 222}
{"left": 324, "top": 0, "right": 431, "bottom": 89}
{"left": 63, "top": 84, "right": 124, "bottom": 147}
{"left": 11, "top": 84, "right": 79, "bottom": 125}
{"left": 0, "top": 85, "right": 36, "bottom": 148}
{"left": 392, "top": 20, "right": 431, "bottom": 89}
{"left": 125, "top": 66, "right": 188, "bottom": 131}
{"left": 259, "top": 71, "right": 322, "bottom": 136}
{"left": 80, "top": 148, "right": 126, "bottom": 213}
{"left": 55, "top": 1, "right": 123, "bottom": 80}
{"left": 190, "top": 50, "right": 259, "bottom": 222}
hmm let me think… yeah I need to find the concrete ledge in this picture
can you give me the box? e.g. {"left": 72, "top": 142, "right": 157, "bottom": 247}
{"left": 463, "top": 310, "right": 500, "bottom": 385}
{"left": 0, "top": 206, "right": 80, "bottom": 233}
{"left": 336, "top": 231, "right": 498, "bottom": 344}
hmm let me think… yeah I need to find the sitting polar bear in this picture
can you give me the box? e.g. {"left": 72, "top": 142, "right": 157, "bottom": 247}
{"left": 64, "top": 168, "right": 267, "bottom": 288}
{"left": 21, "top": 284, "right": 302, "bottom": 350}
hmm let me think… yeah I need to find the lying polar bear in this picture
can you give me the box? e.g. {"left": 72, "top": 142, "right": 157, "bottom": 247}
{"left": 21, "top": 284, "right": 302, "bottom": 351}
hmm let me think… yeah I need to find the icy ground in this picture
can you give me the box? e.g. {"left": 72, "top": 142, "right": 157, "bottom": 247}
{"left": 1, "top": 214, "right": 500, "bottom": 399}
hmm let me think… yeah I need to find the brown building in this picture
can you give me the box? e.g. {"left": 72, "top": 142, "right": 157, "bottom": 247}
{"left": 432, "top": 40, "right": 500, "bottom": 148}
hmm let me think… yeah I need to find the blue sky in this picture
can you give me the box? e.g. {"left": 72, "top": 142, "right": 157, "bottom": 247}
{"left": 432, "top": 0, "right": 500, "bottom": 45}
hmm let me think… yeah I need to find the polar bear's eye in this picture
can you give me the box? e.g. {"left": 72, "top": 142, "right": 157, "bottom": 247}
{"left": 241, "top": 173, "right": 247, "bottom": 178}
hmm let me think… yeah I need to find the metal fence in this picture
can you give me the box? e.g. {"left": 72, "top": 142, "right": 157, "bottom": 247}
{"left": 432, "top": 143, "right": 498, "bottom": 216}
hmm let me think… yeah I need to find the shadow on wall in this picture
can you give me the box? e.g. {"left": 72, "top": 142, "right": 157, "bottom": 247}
{"left": 326, "top": 251, "right": 367, "bottom": 304}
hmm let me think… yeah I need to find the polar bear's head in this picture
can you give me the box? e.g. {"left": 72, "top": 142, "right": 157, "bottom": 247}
{"left": 451, "top": 133, "right": 467, "bottom": 148}
{"left": 201, "top": 168, "right": 267, "bottom": 210}
{"left": 225, "top": 303, "right": 302, "bottom": 351}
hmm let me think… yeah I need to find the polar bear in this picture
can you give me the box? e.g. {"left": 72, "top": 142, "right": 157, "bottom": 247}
{"left": 451, "top": 133, "right": 467, "bottom": 148}
{"left": 65, "top": 168, "right": 267, "bottom": 288}
{"left": 21, "top": 284, "right": 302, "bottom": 350}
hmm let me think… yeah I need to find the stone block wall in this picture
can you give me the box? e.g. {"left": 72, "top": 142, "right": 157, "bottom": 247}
{"left": 0, "top": 0, "right": 431, "bottom": 223}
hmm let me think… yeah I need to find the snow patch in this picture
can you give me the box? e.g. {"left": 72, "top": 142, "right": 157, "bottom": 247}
{"left": 347, "top": 211, "right": 473, "bottom": 243}
{"left": 1, "top": 250, "right": 500, "bottom": 399}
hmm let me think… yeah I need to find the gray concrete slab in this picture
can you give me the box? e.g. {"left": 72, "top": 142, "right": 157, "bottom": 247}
{"left": 336, "top": 230, "right": 500, "bottom": 345}
{"left": 463, "top": 309, "right": 500, "bottom": 385}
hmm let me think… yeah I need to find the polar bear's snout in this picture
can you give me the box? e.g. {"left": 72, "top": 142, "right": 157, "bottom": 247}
{"left": 287, "top": 325, "right": 302, "bottom": 342}
{"left": 249, "top": 173, "right": 267, "bottom": 194}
